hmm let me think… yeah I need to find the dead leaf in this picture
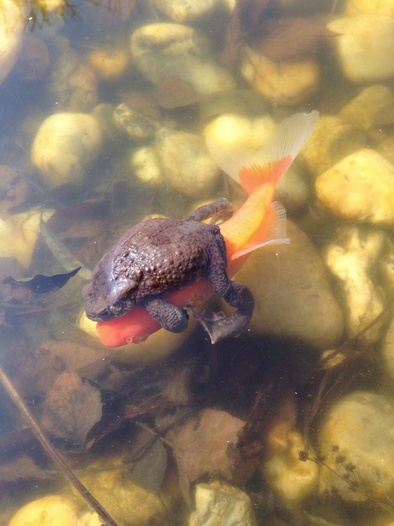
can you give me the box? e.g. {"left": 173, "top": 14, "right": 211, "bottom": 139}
{"left": 3, "top": 345, "right": 65, "bottom": 397}
{"left": 119, "top": 90, "right": 161, "bottom": 121}
{"left": 125, "top": 429, "right": 168, "bottom": 493}
{"left": 3, "top": 268, "right": 80, "bottom": 303}
{"left": 37, "top": 340, "right": 110, "bottom": 373}
{"left": 154, "top": 76, "right": 200, "bottom": 109}
{"left": 41, "top": 371, "right": 102, "bottom": 445}
{"left": 0, "top": 258, "right": 22, "bottom": 283}
{"left": 0, "top": 166, "right": 28, "bottom": 219}
{"left": 222, "top": 0, "right": 272, "bottom": 65}
{"left": 251, "top": 17, "right": 335, "bottom": 61}
{"left": 237, "top": 381, "right": 297, "bottom": 464}
{"left": 59, "top": 219, "right": 104, "bottom": 241}
{"left": 0, "top": 456, "right": 51, "bottom": 483}
{"left": 168, "top": 408, "right": 245, "bottom": 483}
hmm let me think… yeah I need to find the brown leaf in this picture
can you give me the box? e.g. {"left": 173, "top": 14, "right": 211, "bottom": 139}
{"left": 169, "top": 409, "right": 245, "bottom": 483}
{"left": 119, "top": 90, "right": 161, "bottom": 121}
{"left": 0, "top": 166, "right": 28, "bottom": 219}
{"left": 124, "top": 429, "right": 168, "bottom": 493}
{"left": 58, "top": 219, "right": 104, "bottom": 241}
{"left": 154, "top": 76, "right": 200, "bottom": 109}
{"left": 3, "top": 268, "right": 80, "bottom": 303}
{"left": 38, "top": 340, "right": 110, "bottom": 373}
{"left": 0, "top": 456, "right": 51, "bottom": 483}
{"left": 251, "top": 17, "right": 336, "bottom": 62}
{"left": 3, "top": 345, "right": 66, "bottom": 398}
{"left": 222, "top": 0, "right": 272, "bottom": 65}
{"left": 41, "top": 371, "right": 102, "bottom": 445}
{"left": 238, "top": 381, "right": 297, "bottom": 462}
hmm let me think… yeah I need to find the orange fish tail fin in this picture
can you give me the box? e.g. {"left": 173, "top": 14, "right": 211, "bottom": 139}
{"left": 206, "top": 111, "right": 319, "bottom": 195}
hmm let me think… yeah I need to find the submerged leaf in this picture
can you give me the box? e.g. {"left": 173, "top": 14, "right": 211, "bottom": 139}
{"left": 169, "top": 409, "right": 245, "bottom": 483}
{"left": 251, "top": 17, "right": 335, "bottom": 61}
{"left": 125, "top": 430, "right": 168, "bottom": 493}
{"left": 40, "top": 216, "right": 92, "bottom": 280}
{"left": 0, "top": 166, "right": 28, "bottom": 219}
{"left": 223, "top": 0, "right": 272, "bottom": 65}
{"left": 154, "top": 76, "right": 200, "bottom": 109}
{"left": 0, "top": 456, "right": 52, "bottom": 484}
{"left": 41, "top": 371, "right": 102, "bottom": 445}
{"left": 3, "top": 267, "right": 80, "bottom": 302}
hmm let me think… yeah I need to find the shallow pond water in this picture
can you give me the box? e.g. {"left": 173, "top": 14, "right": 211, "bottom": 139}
{"left": 2, "top": 1, "right": 394, "bottom": 525}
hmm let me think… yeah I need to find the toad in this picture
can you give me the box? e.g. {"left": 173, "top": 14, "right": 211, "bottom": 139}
{"left": 82, "top": 198, "right": 254, "bottom": 344}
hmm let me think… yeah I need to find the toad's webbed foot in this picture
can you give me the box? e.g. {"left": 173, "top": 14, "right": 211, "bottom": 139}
{"left": 143, "top": 296, "right": 189, "bottom": 333}
{"left": 190, "top": 281, "right": 254, "bottom": 344}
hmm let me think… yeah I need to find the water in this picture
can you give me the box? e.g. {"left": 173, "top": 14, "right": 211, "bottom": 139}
{"left": 1, "top": 1, "right": 394, "bottom": 525}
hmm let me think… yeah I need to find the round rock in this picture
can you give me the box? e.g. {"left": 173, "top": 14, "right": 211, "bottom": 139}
{"left": 156, "top": 128, "right": 220, "bottom": 198}
{"left": 318, "top": 391, "right": 394, "bottom": 502}
{"left": 233, "top": 221, "right": 344, "bottom": 350}
{"left": 315, "top": 149, "right": 394, "bottom": 225}
{"left": 328, "top": 15, "right": 394, "bottom": 83}
{"left": 31, "top": 113, "right": 103, "bottom": 188}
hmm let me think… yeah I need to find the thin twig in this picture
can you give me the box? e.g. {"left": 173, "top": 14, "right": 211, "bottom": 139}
{"left": 0, "top": 362, "right": 119, "bottom": 526}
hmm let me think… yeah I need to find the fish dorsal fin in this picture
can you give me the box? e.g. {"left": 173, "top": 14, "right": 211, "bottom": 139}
{"left": 206, "top": 111, "right": 319, "bottom": 195}
{"left": 229, "top": 201, "right": 288, "bottom": 260}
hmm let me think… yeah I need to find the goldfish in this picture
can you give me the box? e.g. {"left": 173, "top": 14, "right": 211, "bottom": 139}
{"left": 90, "top": 111, "right": 319, "bottom": 347}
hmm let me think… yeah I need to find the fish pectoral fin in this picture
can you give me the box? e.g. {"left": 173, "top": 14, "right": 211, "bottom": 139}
{"left": 230, "top": 201, "right": 289, "bottom": 260}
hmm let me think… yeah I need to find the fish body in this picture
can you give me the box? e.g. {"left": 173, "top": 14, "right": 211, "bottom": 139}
{"left": 93, "top": 111, "right": 319, "bottom": 346}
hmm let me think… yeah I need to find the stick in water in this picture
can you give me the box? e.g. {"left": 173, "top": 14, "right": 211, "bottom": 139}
{"left": 0, "top": 362, "right": 119, "bottom": 526}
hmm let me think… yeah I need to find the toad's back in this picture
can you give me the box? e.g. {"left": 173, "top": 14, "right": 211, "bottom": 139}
{"left": 110, "top": 217, "right": 220, "bottom": 299}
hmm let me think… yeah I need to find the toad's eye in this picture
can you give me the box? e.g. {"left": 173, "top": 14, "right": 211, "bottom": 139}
{"left": 107, "top": 279, "right": 138, "bottom": 305}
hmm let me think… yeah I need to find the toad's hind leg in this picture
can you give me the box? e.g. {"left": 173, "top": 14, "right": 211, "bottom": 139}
{"left": 143, "top": 296, "right": 189, "bottom": 333}
{"left": 192, "top": 281, "right": 254, "bottom": 344}
{"left": 186, "top": 198, "right": 233, "bottom": 223}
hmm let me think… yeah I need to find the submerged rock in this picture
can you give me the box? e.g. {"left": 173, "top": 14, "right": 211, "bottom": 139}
{"left": 233, "top": 221, "right": 344, "bottom": 350}
{"left": 76, "top": 458, "right": 171, "bottom": 526}
{"left": 380, "top": 310, "right": 394, "bottom": 381}
{"left": 275, "top": 165, "right": 310, "bottom": 213}
{"left": 300, "top": 115, "right": 365, "bottom": 177}
{"left": 189, "top": 480, "right": 258, "bottom": 526}
{"left": 31, "top": 113, "right": 103, "bottom": 188}
{"left": 113, "top": 103, "right": 158, "bottom": 140}
{"left": 318, "top": 391, "right": 394, "bottom": 502}
{"left": 346, "top": 0, "right": 394, "bottom": 17}
{"left": 0, "top": 0, "right": 27, "bottom": 85}
{"left": 8, "top": 495, "right": 80, "bottom": 526}
{"left": 328, "top": 15, "right": 394, "bottom": 83}
{"left": 241, "top": 48, "right": 320, "bottom": 106}
{"left": 262, "top": 431, "right": 318, "bottom": 503}
{"left": 0, "top": 209, "right": 52, "bottom": 269}
{"left": 152, "top": 0, "right": 227, "bottom": 22}
{"left": 323, "top": 225, "right": 386, "bottom": 343}
{"left": 315, "top": 149, "right": 394, "bottom": 225}
{"left": 156, "top": 128, "right": 220, "bottom": 198}
{"left": 339, "top": 84, "right": 394, "bottom": 130}
{"left": 130, "top": 23, "right": 235, "bottom": 95}
{"left": 46, "top": 37, "right": 97, "bottom": 112}
{"left": 130, "top": 146, "right": 163, "bottom": 187}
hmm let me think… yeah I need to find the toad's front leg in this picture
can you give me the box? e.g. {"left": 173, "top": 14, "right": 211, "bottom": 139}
{"left": 142, "top": 296, "right": 189, "bottom": 333}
